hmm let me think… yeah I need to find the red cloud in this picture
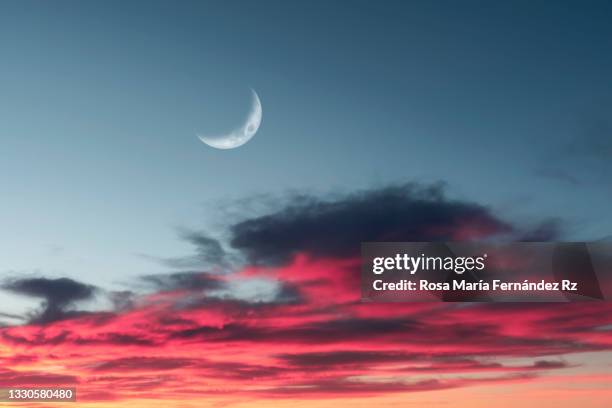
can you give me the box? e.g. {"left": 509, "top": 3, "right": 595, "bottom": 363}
{"left": 1, "top": 254, "right": 611, "bottom": 404}
{"left": 1, "top": 185, "right": 610, "bottom": 406}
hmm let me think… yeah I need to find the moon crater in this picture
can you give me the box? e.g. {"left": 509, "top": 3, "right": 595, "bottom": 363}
{"left": 198, "top": 89, "right": 262, "bottom": 150}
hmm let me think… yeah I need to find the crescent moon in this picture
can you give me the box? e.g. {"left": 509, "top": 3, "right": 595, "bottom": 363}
{"left": 198, "top": 89, "right": 262, "bottom": 149}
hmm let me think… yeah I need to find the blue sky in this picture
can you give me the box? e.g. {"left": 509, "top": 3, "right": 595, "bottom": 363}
{"left": 1, "top": 0, "right": 611, "bottom": 312}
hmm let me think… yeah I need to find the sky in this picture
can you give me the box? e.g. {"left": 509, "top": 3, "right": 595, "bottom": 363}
{"left": 0, "top": 1, "right": 611, "bottom": 407}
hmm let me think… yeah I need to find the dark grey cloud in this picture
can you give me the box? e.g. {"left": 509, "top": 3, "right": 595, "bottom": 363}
{"left": 141, "top": 271, "right": 225, "bottom": 292}
{"left": 73, "top": 333, "right": 158, "bottom": 347}
{"left": 261, "top": 377, "right": 453, "bottom": 395}
{"left": 169, "top": 318, "right": 421, "bottom": 344}
{"left": 278, "top": 352, "right": 570, "bottom": 373}
{"left": 2, "top": 330, "right": 70, "bottom": 346}
{"left": 0, "top": 368, "right": 77, "bottom": 386}
{"left": 108, "top": 290, "right": 136, "bottom": 311}
{"left": 0, "top": 312, "right": 24, "bottom": 322}
{"left": 139, "top": 270, "right": 302, "bottom": 308}
{"left": 531, "top": 360, "right": 569, "bottom": 369}
{"left": 167, "top": 314, "right": 602, "bottom": 357}
{"left": 278, "top": 351, "right": 419, "bottom": 368}
{"left": 1, "top": 277, "right": 97, "bottom": 324}
{"left": 143, "top": 230, "right": 233, "bottom": 270}
{"left": 198, "top": 361, "right": 283, "bottom": 380}
{"left": 92, "top": 357, "right": 196, "bottom": 372}
{"left": 180, "top": 230, "right": 228, "bottom": 266}
{"left": 518, "top": 218, "right": 564, "bottom": 241}
{"left": 229, "top": 183, "right": 514, "bottom": 265}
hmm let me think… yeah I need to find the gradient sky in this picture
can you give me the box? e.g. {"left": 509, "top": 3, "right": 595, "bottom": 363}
{"left": 1, "top": 0, "right": 612, "bottom": 289}
{"left": 0, "top": 1, "right": 611, "bottom": 407}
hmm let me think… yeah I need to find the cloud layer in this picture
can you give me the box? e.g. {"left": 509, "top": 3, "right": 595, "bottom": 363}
{"left": 1, "top": 277, "right": 97, "bottom": 324}
{"left": 0, "top": 183, "right": 610, "bottom": 406}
